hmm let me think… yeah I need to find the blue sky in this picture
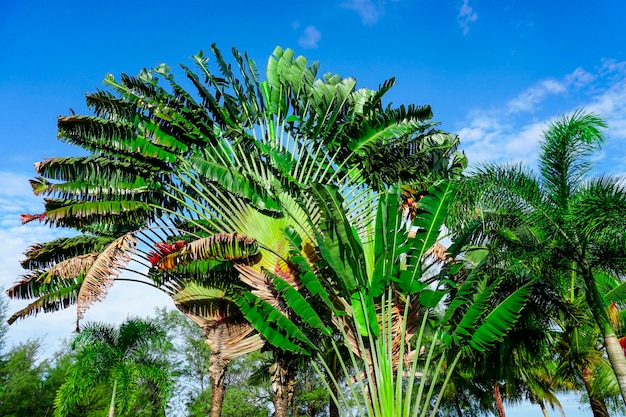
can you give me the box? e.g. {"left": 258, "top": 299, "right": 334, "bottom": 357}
{"left": 1, "top": 1, "right": 625, "bottom": 415}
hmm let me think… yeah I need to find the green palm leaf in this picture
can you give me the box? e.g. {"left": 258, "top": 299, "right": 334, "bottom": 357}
{"left": 233, "top": 291, "right": 315, "bottom": 355}
{"left": 270, "top": 272, "right": 332, "bottom": 336}
{"left": 7, "top": 283, "right": 80, "bottom": 324}
{"left": 399, "top": 179, "right": 456, "bottom": 293}
{"left": 467, "top": 281, "right": 534, "bottom": 351}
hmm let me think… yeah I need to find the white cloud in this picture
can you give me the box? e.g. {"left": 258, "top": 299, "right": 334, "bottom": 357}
{"left": 457, "top": 114, "right": 546, "bottom": 167}
{"left": 342, "top": 0, "right": 384, "bottom": 25}
{"left": 565, "top": 67, "right": 596, "bottom": 88}
{"left": 507, "top": 68, "right": 595, "bottom": 114}
{"left": 507, "top": 79, "right": 566, "bottom": 113}
{"left": 457, "top": 61, "right": 626, "bottom": 173}
{"left": 298, "top": 25, "right": 322, "bottom": 49}
{"left": 457, "top": 0, "right": 478, "bottom": 35}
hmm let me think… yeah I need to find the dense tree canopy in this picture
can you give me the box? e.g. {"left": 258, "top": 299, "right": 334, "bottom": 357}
{"left": 449, "top": 110, "right": 626, "bottom": 413}
{"left": 2, "top": 45, "right": 551, "bottom": 417}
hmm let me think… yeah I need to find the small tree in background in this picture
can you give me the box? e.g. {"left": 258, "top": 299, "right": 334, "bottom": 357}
{"left": 53, "top": 318, "right": 172, "bottom": 417}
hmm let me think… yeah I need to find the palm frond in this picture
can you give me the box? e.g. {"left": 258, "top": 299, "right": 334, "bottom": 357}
{"left": 539, "top": 110, "right": 607, "bottom": 207}
{"left": 76, "top": 232, "right": 137, "bottom": 322}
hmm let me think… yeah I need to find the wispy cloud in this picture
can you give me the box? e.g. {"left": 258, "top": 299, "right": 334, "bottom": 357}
{"left": 507, "top": 79, "right": 567, "bottom": 113}
{"left": 341, "top": 0, "right": 385, "bottom": 25}
{"left": 507, "top": 68, "right": 595, "bottom": 114}
{"left": 457, "top": 0, "right": 478, "bottom": 35}
{"left": 298, "top": 25, "right": 322, "bottom": 49}
{"left": 457, "top": 62, "right": 626, "bottom": 173}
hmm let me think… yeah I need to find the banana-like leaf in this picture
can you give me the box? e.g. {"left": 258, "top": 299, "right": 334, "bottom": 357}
{"left": 172, "top": 281, "right": 237, "bottom": 317}
{"left": 283, "top": 226, "right": 339, "bottom": 315}
{"left": 374, "top": 187, "right": 411, "bottom": 296}
{"left": 351, "top": 289, "right": 379, "bottom": 337}
{"left": 76, "top": 232, "right": 137, "bottom": 322}
{"left": 467, "top": 281, "right": 534, "bottom": 351}
{"left": 35, "top": 200, "right": 153, "bottom": 230}
{"left": 7, "top": 270, "right": 84, "bottom": 301}
{"left": 58, "top": 116, "right": 177, "bottom": 165}
{"left": 451, "top": 278, "right": 496, "bottom": 340}
{"left": 21, "top": 236, "right": 114, "bottom": 270}
{"left": 7, "top": 283, "right": 80, "bottom": 324}
{"left": 151, "top": 233, "right": 259, "bottom": 270}
{"left": 270, "top": 271, "right": 332, "bottom": 336}
{"left": 349, "top": 117, "right": 431, "bottom": 157}
{"left": 233, "top": 290, "right": 315, "bottom": 355}
{"left": 399, "top": 179, "right": 457, "bottom": 293}
{"left": 33, "top": 178, "right": 152, "bottom": 201}
{"left": 307, "top": 183, "right": 367, "bottom": 294}
{"left": 440, "top": 259, "right": 484, "bottom": 323}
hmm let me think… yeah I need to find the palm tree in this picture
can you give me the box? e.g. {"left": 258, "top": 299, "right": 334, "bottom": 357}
{"left": 450, "top": 110, "right": 626, "bottom": 404}
{"left": 554, "top": 271, "right": 626, "bottom": 417}
{"left": 8, "top": 44, "right": 466, "bottom": 417}
{"left": 8, "top": 43, "right": 533, "bottom": 417}
{"left": 147, "top": 234, "right": 265, "bottom": 417}
{"left": 555, "top": 296, "right": 615, "bottom": 417}
{"left": 446, "top": 291, "right": 568, "bottom": 417}
{"left": 443, "top": 242, "right": 578, "bottom": 417}
{"left": 53, "top": 317, "right": 172, "bottom": 417}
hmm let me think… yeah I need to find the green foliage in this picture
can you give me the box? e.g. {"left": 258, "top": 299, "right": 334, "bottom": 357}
{"left": 0, "top": 340, "right": 59, "bottom": 417}
{"left": 153, "top": 307, "right": 212, "bottom": 412}
{"left": 449, "top": 109, "right": 626, "bottom": 410}
{"left": 53, "top": 318, "right": 173, "bottom": 417}
{"left": 6, "top": 44, "right": 493, "bottom": 417}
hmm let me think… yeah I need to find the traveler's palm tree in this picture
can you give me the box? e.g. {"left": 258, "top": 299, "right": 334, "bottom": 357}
{"left": 7, "top": 45, "right": 531, "bottom": 417}
{"left": 7, "top": 45, "right": 465, "bottom": 416}
{"left": 450, "top": 110, "right": 626, "bottom": 403}
{"left": 54, "top": 317, "right": 171, "bottom": 417}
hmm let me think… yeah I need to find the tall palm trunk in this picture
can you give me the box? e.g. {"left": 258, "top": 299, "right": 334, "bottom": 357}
{"left": 584, "top": 269, "right": 626, "bottom": 405}
{"left": 327, "top": 353, "right": 340, "bottom": 417}
{"left": 271, "top": 352, "right": 296, "bottom": 417}
{"left": 582, "top": 364, "right": 611, "bottom": 417}
{"left": 538, "top": 400, "right": 550, "bottom": 417}
{"left": 494, "top": 383, "right": 506, "bottom": 417}
{"left": 604, "top": 334, "right": 626, "bottom": 402}
{"left": 329, "top": 383, "right": 339, "bottom": 417}
{"left": 108, "top": 379, "right": 117, "bottom": 417}
{"left": 208, "top": 354, "right": 230, "bottom": 417}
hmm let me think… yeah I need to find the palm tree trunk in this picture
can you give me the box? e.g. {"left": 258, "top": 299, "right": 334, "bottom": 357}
{"left": 108, "top": 379, "right": 117, "bottom": 417}
{"left": 329, "top": 382, "right": 339, "bottom": 417}
{"left": 584, "top": 269, "right": 626, "bottom": 405}
{"left": 494, "top": 383, "right": 506, "bottom": 417}
{"left": 604, "top": 334, "right": 626, "bottom": 403}
{"left": 271, "top": 352, "right": 296, "bottom": 417}
{"left": 582, "top": 364, "right": 611, "bottom": 417}
{"left": 208, "top": 354, "right": 230, "bottom": 417}
{"left": 329, "top": 354, "right": 340, "bottom": 417}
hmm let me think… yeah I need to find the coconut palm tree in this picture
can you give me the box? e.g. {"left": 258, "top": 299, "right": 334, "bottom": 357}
{"left": 53, "top": 317, "right": 171, "bottom": 417}
{"left": 449, "top": 110, "right": 626, "bottom": 404}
